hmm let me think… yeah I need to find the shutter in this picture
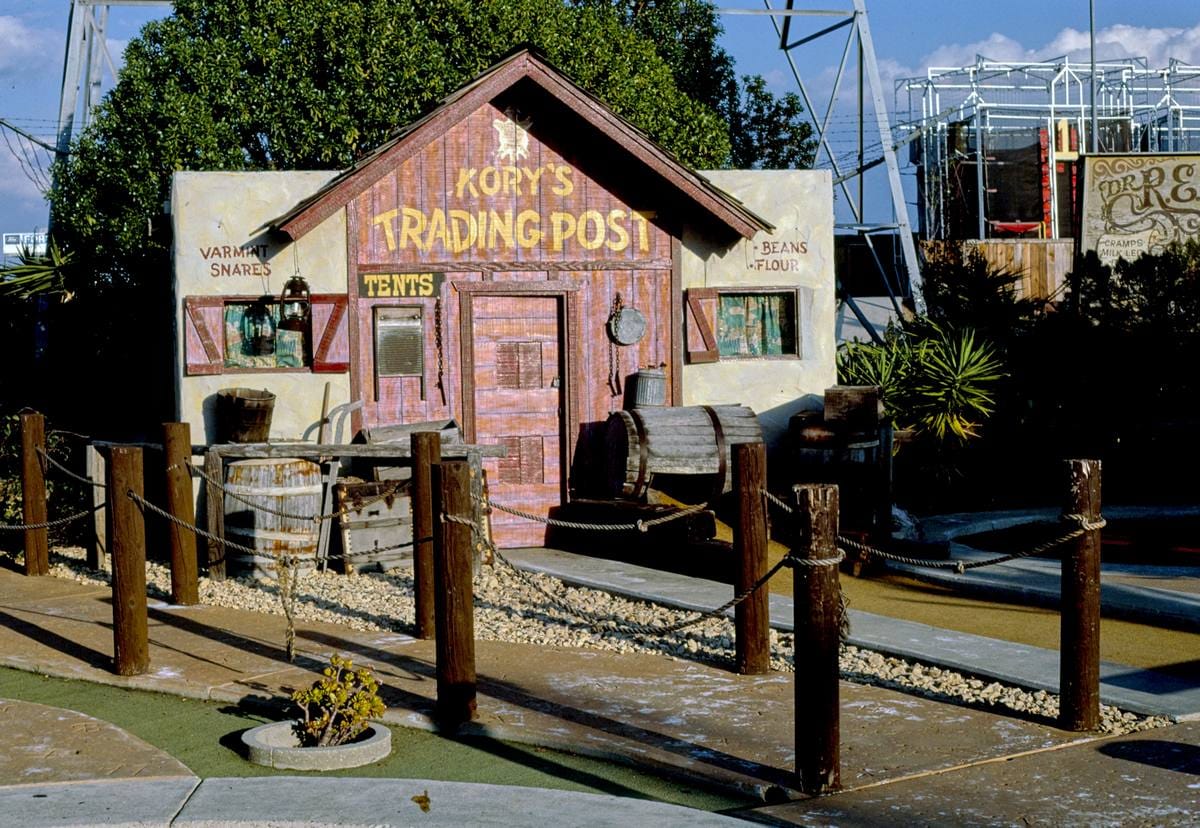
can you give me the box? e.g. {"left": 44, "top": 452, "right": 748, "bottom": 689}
{"left": 684, "top": 288, "right": 719, "bottom": 364}
{"left": 312, "top": 294, "right": 349, "bottom": 373}
{"left": 183, "top": 296, "right": 224, "bottom": 375}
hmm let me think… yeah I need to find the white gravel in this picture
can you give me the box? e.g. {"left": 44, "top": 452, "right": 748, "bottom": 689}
{"left": 36, "top": 545, "right": 1170, "bottom": 735}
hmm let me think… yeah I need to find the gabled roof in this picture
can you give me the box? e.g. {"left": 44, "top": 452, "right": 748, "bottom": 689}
{"left": 272, "top": 48, "right": 771, "bottom": 240}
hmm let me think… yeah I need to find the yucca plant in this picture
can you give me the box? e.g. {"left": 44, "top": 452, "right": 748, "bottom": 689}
{"left": 0, "top": 240, "right": 75, "bottom": 299}
{"left": 837, "top": 321, "right": 1003, "bottom": 444}
{"left": 907, "top": 326, "right": 1003, "bottom": 441}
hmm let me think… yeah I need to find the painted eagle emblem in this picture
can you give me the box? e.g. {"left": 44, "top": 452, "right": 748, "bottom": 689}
{"left": 493, "top": 111, "right": 532, "bottom": 163}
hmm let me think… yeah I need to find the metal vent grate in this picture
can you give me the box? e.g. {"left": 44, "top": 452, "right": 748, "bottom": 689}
{"left": 375, "top": 306, "right": 423, "bottom": 376}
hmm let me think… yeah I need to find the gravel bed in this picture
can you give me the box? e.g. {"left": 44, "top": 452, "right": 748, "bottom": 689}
{"left": 36, "top": 545, "right": 1170, "bottom": 735}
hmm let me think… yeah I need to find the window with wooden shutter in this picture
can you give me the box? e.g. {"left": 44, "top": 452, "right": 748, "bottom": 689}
{"left": 182, "top": 293, "right": 350, "bottom": 375}
{"left": 684, "top": 288, "right": 719, "bottom": 363}
{"left": 183, "top": 296, "right": 225, "bottom": 375}
{"left": 685, "top": 287, "right": 805, "bottom": 361}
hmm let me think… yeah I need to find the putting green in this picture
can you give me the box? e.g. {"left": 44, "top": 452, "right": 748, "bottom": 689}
{"left": 0, "top": 667, "right": 750, "bottom": 813}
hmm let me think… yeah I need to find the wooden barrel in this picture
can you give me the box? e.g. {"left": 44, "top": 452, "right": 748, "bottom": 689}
{"left": 224, "top": 458, "right": 322, "bottom": 578}
{"left": 604, "top": 405, "right": 763, "bottom": 499}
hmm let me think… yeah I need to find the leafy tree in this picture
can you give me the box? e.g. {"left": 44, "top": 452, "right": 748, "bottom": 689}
{"left": 581, "top": 0, "right": 815, "bottom": 169}
{"left": 51, "top": 0, "right": 813, "bottom": 294}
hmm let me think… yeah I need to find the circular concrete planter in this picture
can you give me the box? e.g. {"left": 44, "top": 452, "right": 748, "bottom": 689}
{"left": 241, "top": 721, "right": 391, "bottom": 771}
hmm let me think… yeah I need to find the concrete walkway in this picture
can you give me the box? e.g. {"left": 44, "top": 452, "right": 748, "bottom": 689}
{"left": 3, "top": 552, "right": 1200, "bottom": 825}
{"left": 504, "top": 544, "right": 1200, "bottom": 721}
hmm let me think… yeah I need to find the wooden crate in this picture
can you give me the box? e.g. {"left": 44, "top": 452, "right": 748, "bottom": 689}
{"left": 337, "top": 480, "right": 412, "bottom": 573}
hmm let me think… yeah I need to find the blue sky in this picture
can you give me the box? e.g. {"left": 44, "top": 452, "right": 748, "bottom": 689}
{"left": 2, "top": 1, "right": 1199, "bottom": 236}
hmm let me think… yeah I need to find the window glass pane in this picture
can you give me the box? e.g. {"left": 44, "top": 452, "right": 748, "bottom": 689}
{"left": 224, "top": 302, "right": 309, "bottom": 369}
{"left": 717, "top": 292, "right": 795, "bottom": 357}
{"left": 375, "top": 306, "right": 423, "bottom": 376}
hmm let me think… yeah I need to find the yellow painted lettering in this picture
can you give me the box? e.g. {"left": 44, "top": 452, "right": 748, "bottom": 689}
{"left": 425, "top": 208, "right": 449, "bottom": 252}
{"left": 605, "top": 210, "right": 629, "bottom": 252}
{"left": 372, "top": 209, "right": 399, "bottom": 251}
{"left": 521, "top": 166, "right": 544, "bottom": 195}
{"left": 448, "top": 209, "right": 477, "bottom": 253}
{"left": 419, "top": 273, "right": 434, "bottom": 296}
{"left": 399, "top": 207, "right": 427, "bottom": 252}
{"left": 454, "top": 168, "right": 478, "bottom": 199}
{"left": 550, "top": 211, "right": 576, "bottom": 252}
{"left": 578, "top": 210, "right": 605, "bottom": 250}
{"left": 516, "top": 209, "right": 542, "bottom": 248}
{"left": 478, "top": 166, "right": 500, "bottom": 196}
{"left": 376, "top": 274, "right": 392, "bottom": 297}
{"left": 551, "top": 165, "right": 574, "bottom": 196}
{"left": 631, "top": 210, "right": 655, "bottom": 253}
{"left": 502, "top": 166, "right": 521, "bottom": 195}
{"left": 489, "top": 209, "right": 514, "bottom": 249}
{"left": 476, "top": 211, "right": 488, "bottom": 249}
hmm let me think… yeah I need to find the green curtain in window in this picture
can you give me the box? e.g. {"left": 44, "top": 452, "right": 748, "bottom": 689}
{"left": 717, "top": 293, "right": 788, "bottom": 356}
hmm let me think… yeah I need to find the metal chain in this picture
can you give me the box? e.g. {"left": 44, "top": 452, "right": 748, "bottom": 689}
{"left": 477, "top": 494, "right": 707, "bottom": 533}
{"left": 443, "top": 510, "right": 793, "bottom": 637}
{"left": 761, "top": 487, "right": 1106, "bottom": 575}
{"left": 0, "top": 507, "right": 99, "bottom": 531}
{"left": 36, "top": 447, "right": 105, "bottom": 489}
{"left": 435, "top": 295, "right": 447, "bottom": 406}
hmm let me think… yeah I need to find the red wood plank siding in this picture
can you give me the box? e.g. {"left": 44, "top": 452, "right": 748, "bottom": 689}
{"left": 348, "top": 100, "right": 678, "bottom": 544}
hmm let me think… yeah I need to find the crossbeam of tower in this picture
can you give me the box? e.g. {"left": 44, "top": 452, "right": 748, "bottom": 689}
{"left": 722, "top": 0, "right": 926, "bottom": 319}
{"left": 56, "top": 1, "right": 172, "bottom": 161}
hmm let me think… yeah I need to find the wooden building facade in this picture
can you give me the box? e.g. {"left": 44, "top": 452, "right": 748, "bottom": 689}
{"left": 175, "top": 51, "right": 835, "bottom": 547}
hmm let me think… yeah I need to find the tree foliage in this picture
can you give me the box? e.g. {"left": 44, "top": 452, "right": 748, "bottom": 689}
{"left": 50, "top": 0, "right": 812, "bottom": 293}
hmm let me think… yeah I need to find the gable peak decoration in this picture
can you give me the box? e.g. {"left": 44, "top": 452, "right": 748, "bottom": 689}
{"left": 493, "top": 108, "right": 532, "bottom": 164}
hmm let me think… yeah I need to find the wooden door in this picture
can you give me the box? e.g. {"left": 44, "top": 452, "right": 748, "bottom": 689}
{"left": 470, "top": 294, "right": 564, "bottom": 547}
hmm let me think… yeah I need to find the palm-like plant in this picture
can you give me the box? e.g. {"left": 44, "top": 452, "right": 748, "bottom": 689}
{"left": 837, "top": 321, "right": 1003, "bottom": 444}
{"left": 0, "top": 240, "right": 75, "bottom": 299}
{"left": 908, "top": 326, "right": 1003, "bottom": 440}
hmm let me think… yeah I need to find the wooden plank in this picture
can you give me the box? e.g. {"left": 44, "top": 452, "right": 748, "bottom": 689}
{"left": 209, "top": 442, "right": 506, "bottom": 459}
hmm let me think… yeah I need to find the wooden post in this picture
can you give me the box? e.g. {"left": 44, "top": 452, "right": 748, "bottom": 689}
{"left": 85, "top": 445, "right": 106, "bottom": 569}
{"left": 411, "top": 431, "right": 441, "bottom": 640}
{"left": 204, "top": 448, "right": 225, "bottom": 580}
{"left": 107, "top": 446, "right": 149, "bottom": 676}
{"left": 1060, "top": 458, "right": 1101, "bottom": 732}
{"left": 734, "top": 443, "right": 770, "bottom": 674}
{"left": 19, "top": 412, "right": 49, "bottom": 576}
{"left": 432, "top": 459, "right": 476, "bottom": 726}
{"left": 792, "top": 483, "right": 841, "bottom": 795}
{"left": 162, "top": 423, "right": 199, "bottom": 605}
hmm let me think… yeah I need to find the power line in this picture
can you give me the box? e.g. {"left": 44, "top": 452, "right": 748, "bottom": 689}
{"left": 0, "top": 118, "right": 61, "bottom": 153}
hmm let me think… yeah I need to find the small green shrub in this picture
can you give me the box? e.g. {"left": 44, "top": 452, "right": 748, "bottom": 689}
{"left": 837, "top": 322, "right": 1004, "bottom": 442}
{"left": 291, "top": 655, "right": 386, "bottom": 747}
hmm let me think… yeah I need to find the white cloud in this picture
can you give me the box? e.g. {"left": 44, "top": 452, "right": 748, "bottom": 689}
{"left": 915, "top": 22, "right": 1200, "bottom": 73}
{"left": 0, "top": 15, "right": 56, "bottom": 80}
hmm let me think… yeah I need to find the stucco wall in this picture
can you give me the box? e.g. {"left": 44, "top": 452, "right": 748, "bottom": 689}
{"left": 681, "top": 170, "right": 836, "bottom": 449}
{"left": 172, "top": 171, "right": 351, "bottom": 446}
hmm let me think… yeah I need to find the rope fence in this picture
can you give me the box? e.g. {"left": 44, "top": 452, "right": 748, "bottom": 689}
{"left": 761, "top": 488, "right": 1105, "bottom": 575}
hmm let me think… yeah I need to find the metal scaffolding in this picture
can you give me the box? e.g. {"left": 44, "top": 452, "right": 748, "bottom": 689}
{"left": 896, "top": 56, "right": 1200, "bottom": 241}
{"left": 724, "top": 0, "right": 925, "bottom": 322}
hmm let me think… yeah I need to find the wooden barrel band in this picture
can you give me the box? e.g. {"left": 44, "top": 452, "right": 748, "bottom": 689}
{"left": 700, "top": 405, "right": 727, "bottom": 506}
{"left": 629, "top": 408, "right": 650, "bottom": 499}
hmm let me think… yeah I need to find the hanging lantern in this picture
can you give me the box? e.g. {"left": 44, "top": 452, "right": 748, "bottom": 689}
{"left": 243, "top": 299, "right": 276, "bottom": 356}
{"left": 279, "top": 275, "right": 311, "bottom": 328}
